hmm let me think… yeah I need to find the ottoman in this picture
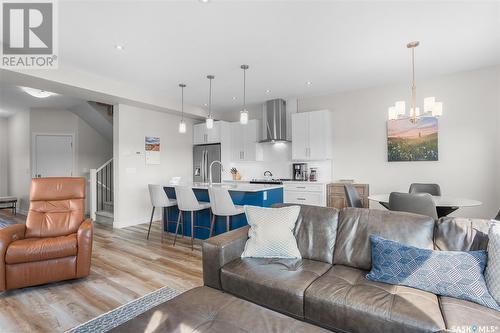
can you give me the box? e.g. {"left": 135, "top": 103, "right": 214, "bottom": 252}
{"left": 110, "top": 286, "right": 329, "bottom": 333}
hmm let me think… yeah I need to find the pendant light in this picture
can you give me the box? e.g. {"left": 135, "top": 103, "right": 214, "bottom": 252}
{"left": 206, "top": 75, "right": 214, "bottom": 129}
{"left": 178, "top": 83, "right": 186, "bottom": 133}
{"left": 239, "top": 64, "right": 249, "bottom": 124}
{"left": 388, "top": 41, "right": 443, "bottom": 122}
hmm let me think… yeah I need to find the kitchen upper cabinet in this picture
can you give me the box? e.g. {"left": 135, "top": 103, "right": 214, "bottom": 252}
{"left": 230, "top": 119, "right": 262, "bottom": 161}
{"left": 193, "top": 121, "right": 221, "bottom": 144}
{"left": 291, "top": 110, "right": 332, "bottom": 161}
{"left": 291, "top": 112, "right": 309, "bottom": 160}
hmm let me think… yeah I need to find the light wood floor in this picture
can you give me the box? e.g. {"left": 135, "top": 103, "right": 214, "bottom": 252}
{"left": 0, "top": 210, "right": 203, "bottom": 333}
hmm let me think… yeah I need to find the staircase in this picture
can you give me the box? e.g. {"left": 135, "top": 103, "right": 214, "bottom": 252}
{"left": 90, "top": 159, "right": 113, "bottom": 224}
{"left": 69, "top": 102, "right": 113, "bottom": 142}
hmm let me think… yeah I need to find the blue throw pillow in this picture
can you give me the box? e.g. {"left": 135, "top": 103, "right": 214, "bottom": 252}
{"left": 366, "top": 235, "right": 500, "bottom": 310}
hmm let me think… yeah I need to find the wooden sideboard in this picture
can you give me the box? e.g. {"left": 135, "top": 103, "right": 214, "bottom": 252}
{"left": 327, "top": 183, "right": 370, "bottom": 209}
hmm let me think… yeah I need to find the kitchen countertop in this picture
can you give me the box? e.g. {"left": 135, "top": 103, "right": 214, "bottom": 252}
{"left": 223, "top": 180, "right": 329, "bottom": 185}
{"left": 164, "top": 182, "right": 283, "bottom": 192}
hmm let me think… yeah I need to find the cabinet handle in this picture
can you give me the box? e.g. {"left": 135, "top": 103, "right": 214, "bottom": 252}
{"left": 242, "top": 151, "right": 245, "bottom": 159}
{"left": 296, "top": 186, "right": 306, "bottom": 189}
{"left": 297, "top": 198, "right": 306, "bottom": 201}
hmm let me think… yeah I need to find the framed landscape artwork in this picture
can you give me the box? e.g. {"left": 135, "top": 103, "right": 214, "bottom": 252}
{"left": 387, "top": 117, "right": 438, "bottom": 162}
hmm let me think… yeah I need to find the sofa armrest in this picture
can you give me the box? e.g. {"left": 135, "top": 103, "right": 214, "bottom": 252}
{"left": 0, "top": 224, "right": 26, "bottom": 291}
{"left": 76, "top": 218, "right": 93, "bottom": 278}
{"left": 202, "top": 225, "right": 249, "bottom": 290}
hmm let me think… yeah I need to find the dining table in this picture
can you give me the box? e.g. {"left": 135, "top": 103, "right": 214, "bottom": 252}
{"left": 368, "top": 193, "right": 482, "bottom": 217}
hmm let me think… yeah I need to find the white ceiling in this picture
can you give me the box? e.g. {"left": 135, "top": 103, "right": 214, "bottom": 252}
{"left": 51, "top": 1, "right": 500, "bottom": 113}
{"left": 0, "top": 82, "right": 84, "bottom": 117}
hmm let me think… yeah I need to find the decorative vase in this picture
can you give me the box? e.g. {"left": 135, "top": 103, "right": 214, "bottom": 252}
{"left": 233, "top": 172, "right": 242, "bottom": 181}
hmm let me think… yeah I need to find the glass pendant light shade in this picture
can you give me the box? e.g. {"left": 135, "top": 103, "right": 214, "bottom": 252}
{"left": 206, "top": 75, "right": 215, "bottom": 129}
{"left": 240, "top": 65, "right": 250, "bottom": 124}
{"left": 179, "top": 120, "right": 186, "bottom": 133}
{"left": 388, "top": 107, "right": 397, "bottom": 120}
{"left": 178, "top": 83, "right": 186, "bottom": 134}
{"left": 240, "top": 109, "right": 249, "bottom": 124}
{"left": 433, "top": 102, "right": 443, "bottom": 117}
{"left": 206, "top": 117, "right": 214, "bottom": 129}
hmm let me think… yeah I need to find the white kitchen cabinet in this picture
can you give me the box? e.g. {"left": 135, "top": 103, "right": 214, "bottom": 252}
{"left": 283, "top": 182, "right": 327, "bottom": 206}
{"left": 291, "top": 110, "right": 332, "bottom": 160}
{"left": 193, "top": 121, "right": 221, "bottom": 144}
{"left": 230, "top": 119, "right": 262, "bottom": 161}
{"left": 291, "top": 112, "right": 309, "bottom": 160}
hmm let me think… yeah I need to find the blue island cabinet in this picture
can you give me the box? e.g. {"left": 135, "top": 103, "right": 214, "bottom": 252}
{"left": 163, "top": 186, "right": 283, "bottom": 240}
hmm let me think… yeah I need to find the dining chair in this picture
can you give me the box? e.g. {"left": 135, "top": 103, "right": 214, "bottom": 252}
{"left": 208, "top": 186, "right": 245, "bottom": 237}
{"left": 147, "top": 184, "right": 178, "bottom": 242}
{"left": 389, "top": 192, "right": 438, "bottom": 220}
{"left": 409, "top": 183, "right": 442, "bottom": 196}
{"left": 174, "top": 186, "right": 211, "bottom": 250}
{"left": 344, "top": 184, "right": 363, "bottom": 208}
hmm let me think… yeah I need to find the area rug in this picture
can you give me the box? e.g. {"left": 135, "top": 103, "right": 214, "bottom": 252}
{"left": 65, "top": 286, "right": 180, "bottom": 333}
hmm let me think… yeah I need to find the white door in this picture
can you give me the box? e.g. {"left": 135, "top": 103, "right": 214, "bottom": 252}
{"left": 193, "top": 124, "right": 207, "bottom": 145}
{"left": 230, "top": 122, "right": 245, "bottom": 161}
{"left": 308, "top": 111, "right": 326, "bottom": 160}
{"left": 34, "top": 134, "right": 74, "bottom": 178}
{"left": 292, "top": 112, "right": 309, "bottom": 160}
{"left": 243, "top": 120, "right": 258, "bottom": 161}
{"left": 207, "top": 121, "right": 221, "bottom": 143}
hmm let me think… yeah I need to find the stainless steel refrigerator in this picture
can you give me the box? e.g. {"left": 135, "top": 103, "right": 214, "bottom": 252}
{"left": 193, "top": 144, "right": 221, "bottom": 183}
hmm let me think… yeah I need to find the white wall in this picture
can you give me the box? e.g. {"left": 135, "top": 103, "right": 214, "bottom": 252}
{"left": 30, "top": 108, "right": 112, "bottom": 214}
{"left": 7, "top": 111, "right": 31, "bottom": 213}
{"left": 0, "top": 118, "right": 8, "bottom": 196}
{"left": 113, "top": 104, "right": 194, "bottom": 228}
{"left": 298, "top": 66, "right": 500, "bottom": 219}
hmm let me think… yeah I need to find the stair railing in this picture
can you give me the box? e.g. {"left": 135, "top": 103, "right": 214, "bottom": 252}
{"left": 90, "top": 158, "right": 113, "bottom": 221}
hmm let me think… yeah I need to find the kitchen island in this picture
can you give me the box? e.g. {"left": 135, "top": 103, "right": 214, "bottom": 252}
{"left": 163, "top": 183, "right": 283, "bottom": 239}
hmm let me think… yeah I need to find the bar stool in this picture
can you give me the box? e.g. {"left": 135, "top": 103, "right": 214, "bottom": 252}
{"left": 208, "top": 186, "right": 245, "bottom": 237}
{"left": 174, "top": 186, "right": 211, "bottom": 250}
{"left": 147, "top": 184, "right": 178, "bottom": 242}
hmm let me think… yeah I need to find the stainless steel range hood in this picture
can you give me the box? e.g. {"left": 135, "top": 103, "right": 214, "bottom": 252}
{"left": 260, "top": 98, "right": 289, "bottom": 143}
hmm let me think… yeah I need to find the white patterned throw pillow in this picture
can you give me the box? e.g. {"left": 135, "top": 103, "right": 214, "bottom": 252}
{"left": 486, "top": 222, "right": 500, "bottom": 305}
{"left": 241, "top": 205, "right": 302, "bottom": 259}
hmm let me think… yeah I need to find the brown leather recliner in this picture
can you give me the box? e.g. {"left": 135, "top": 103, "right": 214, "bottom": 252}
{"left": 0, "top": 177, "right": 93, "bottom": 291}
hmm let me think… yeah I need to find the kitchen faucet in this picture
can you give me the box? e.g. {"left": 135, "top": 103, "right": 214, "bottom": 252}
{"left": 264, "top": 170, "right": 273, "bottom": 178}
{"left": 209, "top": 160, "right": 223, "bottom": 186}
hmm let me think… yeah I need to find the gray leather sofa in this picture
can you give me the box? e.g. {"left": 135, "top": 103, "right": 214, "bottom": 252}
{"left": 203, "top": 205, "right": 500, "bottom": 333}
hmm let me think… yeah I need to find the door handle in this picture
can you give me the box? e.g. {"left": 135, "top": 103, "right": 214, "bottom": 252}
{"left": 204, "top": 150, "right": 209, "bottom": 182}
{"left": 203, "top": 150, "right": 207, "bottom": 182}
{"left": 200, "top": 151, "right": 205, "bottom": 182}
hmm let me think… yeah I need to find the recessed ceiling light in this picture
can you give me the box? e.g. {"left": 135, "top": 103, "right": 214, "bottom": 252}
{"left": 306, "top": 81, "right": 312, "bottom": 86}
{"left": 232, "top": 96, "right": 237, "bottom": 100}
{"left": 20, "top": 86, "right": 57, "bottom": 98}
{"left": 115, "top": 44, "right": 124, "bottom": 50}
{"left": 265, "top": 89, "right": 271, "bottom": 94}
{"left": 199, "top": 0, "right": 210, "bottom": 3}
{"left": 204, "top": 103, "right": 208, "bottom": 106}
